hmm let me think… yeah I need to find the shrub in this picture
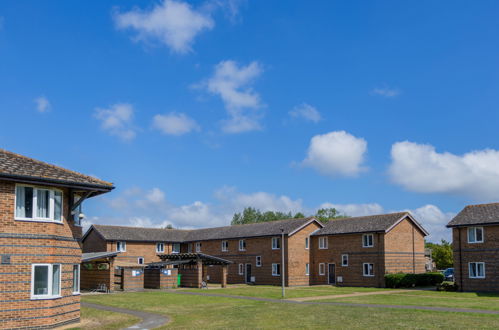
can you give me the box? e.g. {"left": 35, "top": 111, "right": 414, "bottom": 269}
{"left": 385, "top": 272, "right": 444, "bottom": 288}
{"left": 436, "top": 281, "right": 458, "bottom": 291}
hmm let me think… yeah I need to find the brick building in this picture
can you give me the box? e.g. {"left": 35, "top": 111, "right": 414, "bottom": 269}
{"left": 447, "top": 203, "right": 499, "bottom": 292}
{"left": 0, "top": 149, "right": 114, "bottom": 329}
{"left": 310, "top": 212, "right": 428, "bottom": 287}
{"left": 82, "top": 217, "right": 323, "bottom": 286}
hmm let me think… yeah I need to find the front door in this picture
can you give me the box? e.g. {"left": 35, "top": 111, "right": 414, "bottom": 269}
{"left": 328, "top": 264, "right": 335, "bottom": 285}
{"left": 245, "top": 264, "right": 252, "bottom": 283}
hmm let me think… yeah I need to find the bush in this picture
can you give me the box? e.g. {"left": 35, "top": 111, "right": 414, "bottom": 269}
{"left": 385, "top": 272, "right": 444, "bottom": 288}
{"left": 436, "top": 281, "right": 458, "bottom": 291}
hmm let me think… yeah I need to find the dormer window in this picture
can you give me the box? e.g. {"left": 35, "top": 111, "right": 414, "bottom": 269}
{"left": 468, "top": 227, "right": 484, "bottom": 243}
{"left": 15, "top": 185, "right": 62, "bottom": 223}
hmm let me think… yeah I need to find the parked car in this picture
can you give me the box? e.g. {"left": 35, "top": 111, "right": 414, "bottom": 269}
{"left": 442, "top": 268, "right": 454, "bottom": 281}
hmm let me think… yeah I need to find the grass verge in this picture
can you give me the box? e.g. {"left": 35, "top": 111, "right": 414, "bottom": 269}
{"left": 68, "top": 306, "right": 139, "bottom": 330}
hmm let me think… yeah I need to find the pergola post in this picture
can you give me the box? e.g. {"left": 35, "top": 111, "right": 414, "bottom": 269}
{"left": 221, "top": 264, "right": 228, "bottom": 288}
{"left": 196, "top": 258, "right": 203, "bottom": 288}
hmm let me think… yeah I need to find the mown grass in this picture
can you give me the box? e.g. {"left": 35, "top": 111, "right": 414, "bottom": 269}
{"left": 68, "top": 306, "right": 139, "bottom": 330}
{"left": 82, "top": 291, "right": 499, "bottom": 329}
{"left": 183, "top": 284, "right": 385, "bottom": 299}
{"left": 322, "top": 290, "right": 499, "bottom": 311}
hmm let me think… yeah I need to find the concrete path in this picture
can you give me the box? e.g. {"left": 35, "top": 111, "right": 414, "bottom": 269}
{"left": 289, "top": 289, "right": 412, "bottom": 302}
{"left": 169, "top": 290, "right": 499, "bottom": 315}
{"left": 82, "top": 302, "right": 169, "bottom": 330}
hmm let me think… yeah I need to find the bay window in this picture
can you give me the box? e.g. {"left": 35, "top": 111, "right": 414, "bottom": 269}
{"left": 31, "top": 264, "right": 61, "bottom": 299}
{"left": 16, "top": 185, "right": 63, "bottom": 222}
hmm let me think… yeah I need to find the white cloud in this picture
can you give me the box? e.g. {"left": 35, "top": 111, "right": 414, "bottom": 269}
{"left": 289, "top": 103, "right": 322, "bottom": 123}
{"left": 94, "top": 103, "right": 137, "bottom": 141}
{"left": 390, "top": 141, "right": 499, "bottom": 199}
{"left": 113, "top": 0, "right": 214, "bottom": 54}
{"left": 152, "top": 112, "right": 200, "bottom": 136}
{"left": 302, "top": 131, "right": 368, "bottom": 177}
{"left": 370, "top": 86, "right": 400, "bottom": 98}
{"left": 198, "top": 60, "right": 264, "bottom": 133}
{"left": 320, "top": 202, "right": 384, "bottom": 217}
{"left": 405, "top": 204, "right": 454, "bottom": 243}
{"left": 34, "top": 96, "right": 51, "bottom": 113}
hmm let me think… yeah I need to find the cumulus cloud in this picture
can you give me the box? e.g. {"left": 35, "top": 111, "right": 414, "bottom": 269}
{"left": 152, "top": 112, "right": 200, "bottom": 136}
{"left": 370, "top": 86, "right": 400, "bottom": 98}
{"left": 113, "top": 0, "right": 214, "bottom": 54}
{"left": 302, "top": 131, "right": 368, "bottom": 177}
{"left": 320, "top": 202, "right": 384, "bottom": 217}
{"left": 94, "top": 103, "right": 137, "bottom": 141}
{"left": 197, "top": 60, "right": 264, "bottom": 133}
{"left": 405, "top": 204, "right": 454, "bottom": 243}
{"left": 34, "top": 96, "right": 51, "bottom": 113}
{"left": 389, "top": 141, "right": 499, "bottom": 199}
{"left": 289, "top": 103, "right": 322, "bottom": 123}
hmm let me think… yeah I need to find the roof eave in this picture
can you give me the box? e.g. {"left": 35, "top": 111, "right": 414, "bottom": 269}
{"left": 385, "top": 213, "right": 430, "bottom": 236}
{"left": 0, "top": 173, "right": 114, "bottom": 193}
{"left": 288, "top": 218, "right": 324, "bottom": 236}
{"left": 447, "top": 221, "right": 499, "bottom": 228}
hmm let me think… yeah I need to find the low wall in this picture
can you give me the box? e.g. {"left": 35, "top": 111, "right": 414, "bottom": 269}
{"left": 123, "top": 268, "right": 145, "bottom": 291}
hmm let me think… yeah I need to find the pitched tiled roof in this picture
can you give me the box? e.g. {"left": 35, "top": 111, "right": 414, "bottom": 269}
{"left": 184, "top": 217, "right": 320, "bottom": 241}
{"left": 87, "top": 218, "right": 321, "bottom": 243}
{"left": 90, "top": 225, "right": 191, "bottom": 242}
{"left": 447, "top": 203, "right": 499, "bottom": 227}
{"left": 312, "top": 212, "right": 428, "bottom": 236}
{"left": 0, "top": 149, "right": 113, "bottom": 189}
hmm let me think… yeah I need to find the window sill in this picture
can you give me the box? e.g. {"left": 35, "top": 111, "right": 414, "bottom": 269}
{"left": 363, "top": 275, "right": 375, "bottom": 277}
{"left": 272, "top": 274, "right": 281, "bottom": 277}
{"left": 15, "top": 218, "right": 63, "bottom": 224}
{"left": 73, "top": 292, "right": 81, "bottom": 296}
{"left": 319, "top": 247, "right": 328, "bottom": 250}
{"left": 272, "top": 248, "right": 280, "bottom": 250}
{"left": 469, "top": 277, "right": 485, "bottom": 279}
{"left": 362, "top": 246, "right": 374, "bottom": 248}
{"left": 468, "top": 241, "right": 484, "bottom": 244}
{"left": 342, "top": 265, "right": 348, "bottom": 267}
{"left": 31, "top": 295, "right": 62, "bottom": 300}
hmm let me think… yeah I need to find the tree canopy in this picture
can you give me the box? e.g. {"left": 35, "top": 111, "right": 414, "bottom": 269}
{"left": 425, "top": 240, "right": 453, "bottom": 269}
{"left": 230, "top": 207, "right": 347, "bottom": 225}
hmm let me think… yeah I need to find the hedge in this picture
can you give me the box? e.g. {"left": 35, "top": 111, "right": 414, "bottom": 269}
{"left": 385, "top": 272, "right": 444, "bottom": 288}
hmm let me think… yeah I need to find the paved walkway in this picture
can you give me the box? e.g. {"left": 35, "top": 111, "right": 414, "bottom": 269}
{"left": 169, "top": 290, "right": 499, "bottom": 315}
{"left": 82, "top": 302, "right": 169, "bottom": 330}
{"left": 288, "top": 289, "right": 412, "bottom": 302}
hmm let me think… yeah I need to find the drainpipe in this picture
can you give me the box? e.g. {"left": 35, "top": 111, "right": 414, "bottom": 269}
{"left": 281, "top": 228, "right": 285, "bottom": 298}
{"left": 412, "top": 227, "right": 415, "bottom": 273}
{"left": 458, "top": 228, "right": 463, "bottom": 291}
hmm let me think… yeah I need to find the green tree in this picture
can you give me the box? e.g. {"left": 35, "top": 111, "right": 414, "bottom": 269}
{"left": 314, "top": 208, "right": 348, "bottom": 223}
{"left": 426, "top": 239, "right": 453, "bottom": 269}
{"left": 164, "top": 224, "right": 174, "bottom": 229}
{"left": 231, "top": 207, "right": 307, "bottom": 225}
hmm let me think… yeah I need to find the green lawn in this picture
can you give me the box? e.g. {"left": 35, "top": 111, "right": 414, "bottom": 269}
{"left": 321, "top": 290, "right": 499, "bottom": 311}
{"left": 183, "top": 284, "right": 385, "bottom": 299}
{"left": 81, "top": 291, "right": 499, "bottom": 329}
{"left": 68, "top": 306, "right": 139, "bottom": 330}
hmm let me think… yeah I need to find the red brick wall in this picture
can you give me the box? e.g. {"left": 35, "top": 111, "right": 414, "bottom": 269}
{"left": 0, "top": 180, "right": 82, "bottom": 329}
{"left": 82, "top": 229, "right": 107, "bottom": 253}
{"left": 453, "top": 225, "right": 499, "bottom": 292}
{"left": 287, "top": 222, "right": 321, "bottom": 286}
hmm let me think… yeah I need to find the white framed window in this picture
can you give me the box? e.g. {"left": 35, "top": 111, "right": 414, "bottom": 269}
{"left": 363, "top": 234, "right": 374, "bottom": 247}
{"left": 156, "top": 243, "right": 165, "bottom": 253}
{"left": 272, "top": 237, "right": 281, "bottom": 250}
{"left": 195, "top": 242, "right": 202, "bottom": 252}
{"left": 341, "top": 254, "right": 348, "bottom": 267}
{"left": 31, "top": 264, "right": 61, "bottom": 299}
{"left": 305, "top": 237, "right": 309, "bottom": 249}
{"left": 305, "top": 263, "right": 310, "bottom": 276}
{"left": 116, "top": 241, "right": 126, "bottom": 252}
{"left": 468, "top": 227, "right": 484, "bottom": 243}
{"left": 469, "top": 262, "right": 485, "bottom": 279}
{"left": 221, "top": 240, "right": 229, "bottom": 252}
{"left": 172, "top": 243, "right": 181, "bottom": 253}
{"left": 272, "top": 263, "right": 281, "bottom": 276}
{"left": 73, "top": 194, "right": 83, "bottom": 226}
{"left": 138, "top": 257, "right": 144, "bottom": 265}
{"left": 319, "top": 263, "right": 325, "bottom": 275}
{"left": 239, "top": 239, "right": 246, "bottom": 251}
{"left": 238, "top": 263, "right": 244, "bottom": 275}
{"left": 256, "top": 256, "right": 262, "bottom": 267}
{"left": 319, "top": 237, "right": 328, "bottom": 249}
{"left": 363, "top": 263, "right": 374, "bottom": 277}
{"left": 72, "top": 264, "right": 80, "bottom": 294}
{"left": 15, "top": 185, "right": 63, "bottom": 223}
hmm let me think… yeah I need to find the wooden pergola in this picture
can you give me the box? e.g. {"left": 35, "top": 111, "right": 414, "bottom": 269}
{"left": 157, "top": 253, "right": 233, "bottom": 288}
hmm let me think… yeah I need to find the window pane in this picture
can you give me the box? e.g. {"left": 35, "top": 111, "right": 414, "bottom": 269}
{"left": 54, "top": 191, "right": 62, "bottom": 221}
{"left": 16, "top": 186, "right": 33, "bottom": 218}
{"left": 34, "top": 265, "right": 49, "bottom": 296}
{"left": 52, "top": 265, "right": 60, "bottom": 296}
{"left": 173, "top": 243, "right": 180, "bottom": 253}
{"left": 37, "top": 190, "right": 50, "bottom": 218}
{"left": 73, "top": 265, "right": 79, "bottom": 292}
{"left": 476, "top": 228, "right": 483, "bottom": 242}
{"left": 478, "top": 263, "right": 484, "bottom": 277}
{"left": 468, "top": 228, "right": 475, "bottom": 242}
{"left": 470, "top": 263, "right": 476, "bottom": 277}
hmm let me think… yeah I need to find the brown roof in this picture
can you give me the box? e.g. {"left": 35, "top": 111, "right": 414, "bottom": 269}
{"left": 85, "top": 217, "right": 323, "bottom": 243}
{"left": 447, "top": 203, "right": 499, "bottom": 227}
{"left": 312, "top": 212, "right": 428, "bottom": 236}
{"left": 0, "top": 149, "right": 113, "bottom": 190}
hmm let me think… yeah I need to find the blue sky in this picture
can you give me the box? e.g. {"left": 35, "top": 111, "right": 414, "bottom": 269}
{"left": 2, "top": 0, "right": 499, "bottom": 242}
